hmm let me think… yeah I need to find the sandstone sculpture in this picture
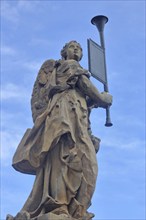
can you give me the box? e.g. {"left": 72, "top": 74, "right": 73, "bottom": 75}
{"left": 6, "top": 41, "right": 112, "bottom": 220}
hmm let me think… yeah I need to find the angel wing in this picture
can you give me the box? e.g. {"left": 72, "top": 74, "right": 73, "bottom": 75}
{"left": 31, "top": 59, "right": 56, "bottom": 123}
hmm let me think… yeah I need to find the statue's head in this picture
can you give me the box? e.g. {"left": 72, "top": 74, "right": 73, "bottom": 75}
{"left": 61, "top": 41, "right": 83, "bottom": 61}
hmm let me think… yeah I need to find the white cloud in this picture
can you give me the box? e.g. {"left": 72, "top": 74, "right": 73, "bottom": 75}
{"left": 1, "top": 83, "right": 29, "bottom": 100}
{"left": 23, "top": 60, "right": 42, "bottom": 72}
{"left": 0, "top": 130, "right": 21, "bottom": 166}
{"left": 1, "top": 55, "right": 42, "bottom": 75}
{"left": 1, "top": 1, "right": 19, "bottom": 23}
{"left": 17, "top": 0, "right": 39, "bottom": 11}
{"left": 1, "top": 1, "right": 39, "bottom": 24}
{"left": 1, "top": 45, "right": 17, "bottom": 56}
{"left": 1, "top": 184, "right": 34, "bottom": 219}
{"left": 0, "top": 110, "right": 33, "bottom": 166}
{"left": 102, "top": 136, "right": 145, "bottom": 151}
{"left": 29, "top": 38, "right": 53, "bottom": 47}
{"left": 1, "top": 111, "right": 16, "bottom": 127}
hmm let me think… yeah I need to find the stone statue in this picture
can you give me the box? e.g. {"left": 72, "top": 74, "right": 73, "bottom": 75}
{"left": 6, "top": 41, "right": 112, "bottom": 220}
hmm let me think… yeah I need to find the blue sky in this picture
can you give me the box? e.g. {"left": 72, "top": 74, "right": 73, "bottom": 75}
{"left": 1, "top": 1, "right": 145, "bottom": 220}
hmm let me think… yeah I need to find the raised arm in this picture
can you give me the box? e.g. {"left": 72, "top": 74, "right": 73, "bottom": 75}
{"left": 77, "top": 74, "right": 112, "bottom": 108}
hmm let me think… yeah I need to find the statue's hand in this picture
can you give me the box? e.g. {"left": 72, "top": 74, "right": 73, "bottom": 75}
{"left": 100, "top": 92, "right": 113, "bottom": 108}
{"left": 6, "top": 214, "right": 14, "bottom": 220}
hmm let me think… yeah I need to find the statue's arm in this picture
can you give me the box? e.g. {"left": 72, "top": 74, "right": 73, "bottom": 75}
{"left": 77, "top": 75, "right": 112, "bottom": 108}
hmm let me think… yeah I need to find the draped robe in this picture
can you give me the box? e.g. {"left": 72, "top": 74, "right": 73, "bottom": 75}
{"left": 12, "top": 59, "right": 98, "bottom": 219}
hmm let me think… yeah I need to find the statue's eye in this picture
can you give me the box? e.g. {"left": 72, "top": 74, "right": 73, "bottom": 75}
{"left": 69, "top": 45, "right": 74, "bottom": 49}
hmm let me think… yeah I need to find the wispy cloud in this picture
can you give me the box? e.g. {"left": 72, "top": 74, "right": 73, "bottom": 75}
{"left": 1, "top": 55, "right": 42, "bottom": 74}
{"left": 1, "top": 83, "right": 29, "bottom": 100}
{"left": 29, "top": 38, "right": 53, "bottom": 47}
{"left": 1, "top": 1, "right": 19, "bottom": 23}
{"left": 22, "top": 60, "right": 42, "bottom": 72}
{"left": 0, "top": 130, "right": 21, "bottom": 166}
{"left": 1, "top": 110, "right": 33, "bottom": 166}
{"left": 1, "top": 45, "right": 17, "bottom": 56}
{"left": 1, "top": 1, "right": 39, "bottom": 24}
{"left": 102, "top": 135, "right": 145, "bottom": 151}
{"left": 1, "top": 185, "right": 34, "bottom": 219}
{"left": 17, "top": 0, "right": 39, "bottom": 11}
{"left": 0, "top": 112, "right": 32, "bottom": 166}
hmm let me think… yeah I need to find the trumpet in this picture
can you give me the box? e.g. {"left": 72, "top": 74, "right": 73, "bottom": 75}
{"left": 91, "top": 15, "right": 113, "bottom": 127}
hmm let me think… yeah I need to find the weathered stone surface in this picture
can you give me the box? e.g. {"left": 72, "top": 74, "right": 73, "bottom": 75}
{"left": 36, "top": 212, "right": 73, "bottom": 220}
{"left": 35, "top": 212, "right": 94, "bottom": 220}
{"left": 6, "top": 41, "right": 112, "bottom": 220}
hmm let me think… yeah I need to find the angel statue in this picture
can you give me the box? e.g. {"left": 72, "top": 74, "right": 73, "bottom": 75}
{"left": 6, "top": 40, "right": 112, "bottom": 220}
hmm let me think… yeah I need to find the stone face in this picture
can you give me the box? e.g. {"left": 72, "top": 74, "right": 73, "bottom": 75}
{"left": 6, "top": 41, "right": 112, "bottom": 220}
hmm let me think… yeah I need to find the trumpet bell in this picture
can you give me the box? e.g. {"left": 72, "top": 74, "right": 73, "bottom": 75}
{"left": 91, "top": 15, "right": 108, "bottom": 32}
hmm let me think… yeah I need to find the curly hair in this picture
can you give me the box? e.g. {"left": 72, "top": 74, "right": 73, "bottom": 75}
{"left": 61, "top": 40, "right": 83, "bottom": 61}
